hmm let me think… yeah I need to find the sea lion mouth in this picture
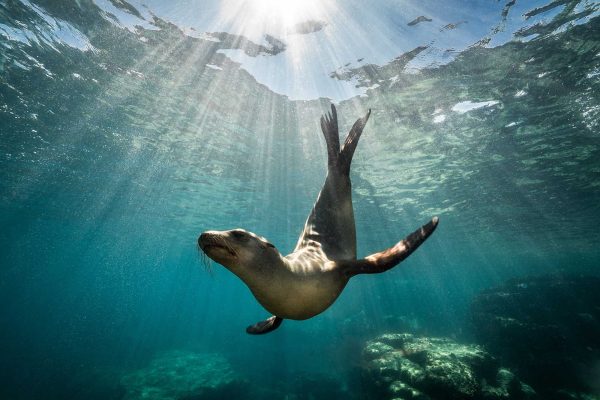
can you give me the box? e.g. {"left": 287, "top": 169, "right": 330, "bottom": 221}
{"left": 202, "top": 244, "right": 236, "bottom": 256}
{"left": 198, "top": 232, "right": 237, "bottom": 257}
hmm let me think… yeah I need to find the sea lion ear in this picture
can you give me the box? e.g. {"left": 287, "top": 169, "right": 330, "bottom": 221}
{"left": 265, "top": 242, "right": 275, "bottom": 248}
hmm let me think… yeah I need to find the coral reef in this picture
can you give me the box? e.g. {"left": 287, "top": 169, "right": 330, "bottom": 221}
{"left": 471, "top": 275, "right": 600, "bottom": 398}
{"left": 361, "top": 333, "right": 535, "bottom": 400}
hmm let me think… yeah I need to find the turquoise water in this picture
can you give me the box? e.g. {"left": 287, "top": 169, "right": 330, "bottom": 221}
{"left": 1, "top": 1, "right": 599, "bottom": 399}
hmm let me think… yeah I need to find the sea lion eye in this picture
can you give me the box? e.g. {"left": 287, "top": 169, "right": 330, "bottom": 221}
{"left": 265, "top": 242, "right": 275, "bottom": 248}
{"left": 231, "top": 230, "right": 246, "bottom": 239}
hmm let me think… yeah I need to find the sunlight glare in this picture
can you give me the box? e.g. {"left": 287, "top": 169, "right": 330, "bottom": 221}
{"left": 218, "top": 0, "right": 329, "bottom": 39}
{"left": 252, "top": 0, "right": 321, "bottom": 29}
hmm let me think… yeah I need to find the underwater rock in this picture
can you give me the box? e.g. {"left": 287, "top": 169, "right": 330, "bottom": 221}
{"left": 362, "top": 333, "right": 535, "bottom": 400}
{"left": 120, "top": 351, "right": 241, "bottom": 400}
{"left": 471, "top": 275, "right": 600, "bottom": 397}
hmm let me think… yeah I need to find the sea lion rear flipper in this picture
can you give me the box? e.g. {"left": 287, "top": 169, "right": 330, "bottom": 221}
{"left": 319, "top": 104, "right": 371, "bottom": 174}
{"left": 341, "top": 217, "right": 439, "bottom": 277}
{"left": 246, "top": 315, "right": 283, "bottom": 335}
{"left": 320, "top": 104, "right": 340, "bottom": 169}
{"left": 339, "top": 108, "right": 371, "bottom": 175}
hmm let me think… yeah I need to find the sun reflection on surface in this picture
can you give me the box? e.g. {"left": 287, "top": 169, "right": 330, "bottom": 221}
{"left": 218, "top": 0, "right": 330, "bottom": 38}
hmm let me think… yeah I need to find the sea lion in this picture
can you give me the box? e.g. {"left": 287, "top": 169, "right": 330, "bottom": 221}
{"left": 198, "top": 105, "right": 438, "bottom": 334}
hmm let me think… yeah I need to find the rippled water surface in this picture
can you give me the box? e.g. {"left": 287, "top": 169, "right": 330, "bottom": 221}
{"left": 1, "top": 1, "right": 599, "bottom": 399}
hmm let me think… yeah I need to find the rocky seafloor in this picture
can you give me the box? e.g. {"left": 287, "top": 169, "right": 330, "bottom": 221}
{"left": 118, "top": 350, "right": 351, "bottom": 400}
{"left": 110, "top": 274, "right": 598, "bottom": 400}
{"left": 120, "top": 351, "right": 240, "bottom": 400}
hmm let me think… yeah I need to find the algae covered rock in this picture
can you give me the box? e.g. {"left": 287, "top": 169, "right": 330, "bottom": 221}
{"left": 362, "top": 333, "right": 535, "bottom": 400}
{"left": 121, "top": 351, "right": 240, "bottom": 400}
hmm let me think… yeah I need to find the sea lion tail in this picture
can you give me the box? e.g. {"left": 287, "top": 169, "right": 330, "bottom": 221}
{"left": 341, "top": 217, "right": 438, "bottom": 277}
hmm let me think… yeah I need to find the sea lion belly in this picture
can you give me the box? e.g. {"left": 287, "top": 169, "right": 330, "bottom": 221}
{"left": 250, "top": 269, "right": 348, "bottom": 320}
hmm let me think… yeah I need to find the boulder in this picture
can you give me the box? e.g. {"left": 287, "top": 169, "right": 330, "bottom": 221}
{"left": 362, "top": 333, "right": 535, "bottom": 400}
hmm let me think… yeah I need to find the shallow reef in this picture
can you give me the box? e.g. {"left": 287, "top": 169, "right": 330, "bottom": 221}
{"left": 471, "top": 274, "right": 600, "bottom": 399}
{"left": 361, "top": 332, "right": 536, "bottom": 400}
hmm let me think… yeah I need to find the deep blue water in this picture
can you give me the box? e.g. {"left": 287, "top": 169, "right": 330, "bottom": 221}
{"left": 1, "top": 1, "right": 599, "bottom": 399}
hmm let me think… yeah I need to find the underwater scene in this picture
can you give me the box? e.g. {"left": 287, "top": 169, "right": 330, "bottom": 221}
{"left": 1, "top": 0, "right": 599, "bottom": 399}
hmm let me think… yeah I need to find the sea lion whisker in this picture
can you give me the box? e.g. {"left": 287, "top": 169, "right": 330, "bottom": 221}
{"left": 215, "top": 236, "right": 237, "bottom": 257}
{"left": 203, "top": 235, "right": 238, "bottom": 257}
{"left": 197, "top": 244, "right": 214, "bottom": 274}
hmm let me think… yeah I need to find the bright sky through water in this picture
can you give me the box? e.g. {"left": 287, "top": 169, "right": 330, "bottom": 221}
{"left": 95, "top": 0, "right": 598, "bottom": 100}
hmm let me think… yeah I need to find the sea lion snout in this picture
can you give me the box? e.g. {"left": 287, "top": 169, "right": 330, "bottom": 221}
{"left": 197, "top": 231, "right": 233, "bottom": 254}
{"left": 197, "top": 231, "right": 211, "bottom": 249}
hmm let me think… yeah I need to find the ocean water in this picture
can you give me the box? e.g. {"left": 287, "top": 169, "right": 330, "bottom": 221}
{"left": 1, "top": 1, "right": 599, "bottom": 399}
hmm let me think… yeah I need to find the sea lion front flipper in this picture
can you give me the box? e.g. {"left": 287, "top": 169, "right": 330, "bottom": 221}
{"left": 246, "top": 315, "right": 283, "bottom": 335}
{"left": 341, "top": 217, "right": 439, "bottom": 277}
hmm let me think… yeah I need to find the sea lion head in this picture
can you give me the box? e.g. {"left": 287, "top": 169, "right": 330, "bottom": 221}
{"left": 198, "top": 229, "right": 283, "bottom": 278}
